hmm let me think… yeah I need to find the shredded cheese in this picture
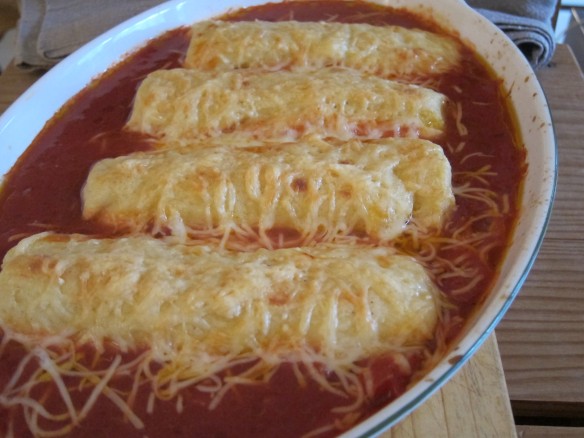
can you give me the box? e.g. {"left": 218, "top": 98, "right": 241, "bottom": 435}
{"left": 0, "top": 234, "right": 439, "bottom": 363}
{"left": 126, "top": 68, "right": 447, "bottom": 141}
{"left": 185, "top": 20, "right": 462, "bottom": 80}
{"left": 82, "top": 137, "right": 454, "bottom": 243}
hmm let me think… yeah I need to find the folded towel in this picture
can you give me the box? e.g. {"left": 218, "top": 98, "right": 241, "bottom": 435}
{"left": 16, "top": 0, "right": 165, "bottom": 69}
{"left": 15, "top": 0, "right": 558, "bottom": 70}
{"left": 466, "top": 0, "right": 558, "bottom": 69}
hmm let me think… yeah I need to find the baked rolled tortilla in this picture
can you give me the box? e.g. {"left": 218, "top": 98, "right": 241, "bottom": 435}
{"left": 185, "top": 20, "right": 461, "bottom": 79}
{"left": 126, "top": 68, "right": 447, "bottom": 141}
{"left": 82, "top": 138, "right": 454, "bottom": 241}
{"left": 0, "top": 233, "right": 439, "bottom": 366}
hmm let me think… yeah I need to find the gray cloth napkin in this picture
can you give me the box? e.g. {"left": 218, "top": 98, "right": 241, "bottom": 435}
{"left": 15, "top": 0, "right": 558, "bottom": 70}
{"left": 466, "top": 0, "right": 558, "bottom": 69}
{"left": 16, "top": 0, "right": 165, "bottom": 69}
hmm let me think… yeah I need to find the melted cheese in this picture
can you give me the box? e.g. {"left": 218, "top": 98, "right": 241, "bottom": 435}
{"left": 126, "top": 68, "right": 447, "bottom": 141}
{"left": 0, "top": 233, "right": 439, "bottom": 366}
{"left": 82, "top": 138, "right": 454, "bottom": 241}
{"left": 185, "top": 20, "right": 461, "bottom": 79}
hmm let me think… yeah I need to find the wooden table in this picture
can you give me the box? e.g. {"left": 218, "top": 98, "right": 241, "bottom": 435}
{"left": 498, "top": 45, "right": 584, "bottom": 437}
{"left": 1, "top": 45, "right": 583, "bottom": 437}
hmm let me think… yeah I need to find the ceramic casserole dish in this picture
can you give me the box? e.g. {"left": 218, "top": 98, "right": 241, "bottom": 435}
{"left": 0, "top": 0, "right": 556, "bottom": 436}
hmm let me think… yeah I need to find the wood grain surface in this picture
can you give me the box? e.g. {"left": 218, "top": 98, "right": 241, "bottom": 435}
{"left": 0, "top": 65, "right": 43, "bottom": 114}
{"left": 496, "top": 46, "right": 584, "bottom": 414}
{"left": 516, "top": 425, "right": 584, "bottom": 437}
{"left": 383, "top": 336, "right": 516, "bottom": 438}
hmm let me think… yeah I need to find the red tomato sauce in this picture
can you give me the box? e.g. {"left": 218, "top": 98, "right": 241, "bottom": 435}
{"left": 0, "top": 1, "right": 526, "bottom": 437}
